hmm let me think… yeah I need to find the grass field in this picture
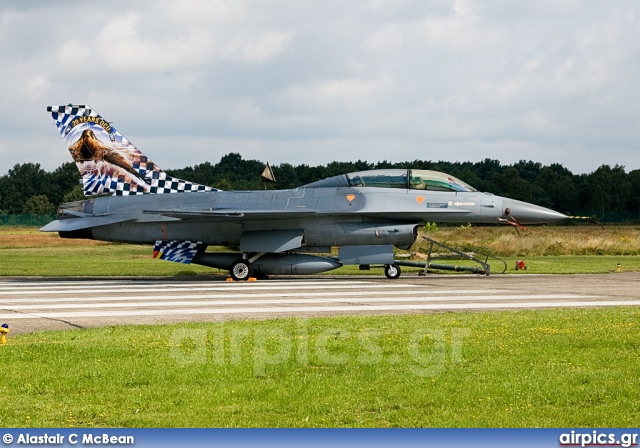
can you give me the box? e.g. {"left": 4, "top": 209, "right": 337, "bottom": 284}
{"left": 1, "top": 226, "right": 640, "bottom": 276}
{"left": 2, "top": 225, "right": 640, "bottom": 428}
{"left": 2, "top": 308, "right": 640, "bottom": 427}
{"left": 417, "top": 224, "right": 640, "bottom": 256}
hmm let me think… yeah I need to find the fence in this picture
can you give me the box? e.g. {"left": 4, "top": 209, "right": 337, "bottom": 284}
{"left": 0, "top": 214, "right": 57, "bottom": 227}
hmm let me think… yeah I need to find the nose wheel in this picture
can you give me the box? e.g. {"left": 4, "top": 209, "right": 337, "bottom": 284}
{"left": 384, "top": 264, "right": 401, "bottom": 279}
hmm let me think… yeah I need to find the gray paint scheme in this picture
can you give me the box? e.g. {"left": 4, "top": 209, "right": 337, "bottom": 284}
{"left": 41, "top": 174, "right": 567, "bottom": 278}
{"left": 42, "top": 105, "right": 566, "bottom": 279}
{"left": 338, "top": 245, "right": 395, "bottom": 265}
{"left": 240, "top": 229, "right": 304, "bottom": 253}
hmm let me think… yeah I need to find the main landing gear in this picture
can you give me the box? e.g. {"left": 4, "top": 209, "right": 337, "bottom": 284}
{"left": 230, "top": 259, "right": 253, "bottom": 281}
{"left": 229, "top": 252, "right": 265, "bottom": 281}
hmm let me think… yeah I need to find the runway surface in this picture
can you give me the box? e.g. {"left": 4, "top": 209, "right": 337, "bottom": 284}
{"left": 1, "top": 273, "right": 640, "bottom": 334}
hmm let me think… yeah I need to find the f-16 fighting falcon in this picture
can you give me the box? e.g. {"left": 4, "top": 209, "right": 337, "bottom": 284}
{"left": 41, "top": 105, "right": 567, "bottom": 280}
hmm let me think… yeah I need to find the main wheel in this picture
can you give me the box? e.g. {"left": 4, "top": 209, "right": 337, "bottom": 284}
{"left": 384, "top": 264, "right": 401, "bottom": 279}
{"left": 230, "top": 259, "right": 253, "bottom": 281}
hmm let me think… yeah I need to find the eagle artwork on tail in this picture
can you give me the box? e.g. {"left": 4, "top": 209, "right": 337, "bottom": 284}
{"left": 67, "top": 129, "right": 153, "bottom": 194}
{"left": 49, "top": 104, "right": 213, "bottom": 196}
{"left": 69, "top": 129, "right": 140, "bottom": 177}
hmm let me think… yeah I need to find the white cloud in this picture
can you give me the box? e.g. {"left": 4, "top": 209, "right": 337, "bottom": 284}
{"left": 25, "top": 75, "right": 52, "bottom": 101}
{"left": 57, "top": 14, "right": 212, "bottom": 73}
{"left": 54, "top": 12, "right": 293, "bottom": 84}
{"left": 0, "top": 1, "right": 639, "bottom": 176}
{"left": 218, "top": 32, "right": 293, "bottom": 62}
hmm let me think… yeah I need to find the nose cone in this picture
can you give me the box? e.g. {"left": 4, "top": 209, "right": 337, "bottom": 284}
{"left": 502, "top": 198, "right": 568, "bottom": 224}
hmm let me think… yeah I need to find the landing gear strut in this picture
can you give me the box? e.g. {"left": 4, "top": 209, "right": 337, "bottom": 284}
{"left": 384, "top": 263, "right": 401, "bottom": 279}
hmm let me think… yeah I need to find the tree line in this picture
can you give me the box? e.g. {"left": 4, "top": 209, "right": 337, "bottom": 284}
{"left": 1, "top": 152, "right": 639, "bottom": 222}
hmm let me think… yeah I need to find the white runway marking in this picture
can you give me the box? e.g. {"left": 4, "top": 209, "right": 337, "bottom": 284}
{"left": 0, "top": 282, "right": 422, "bottom": 295}
{"left": 2, "top": 301, "right": 639, "bottom": 320}
{"left": 0, "top": 289, "right": 504, "bottom": 304}
{"left": 1, "top": 294, "right": 593, "bottom": 311}
{"left": 0, "top": 277, "right": 635, "bottom": 328}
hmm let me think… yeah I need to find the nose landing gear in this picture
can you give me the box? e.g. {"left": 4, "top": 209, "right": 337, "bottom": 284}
{"left": 384, "top": 264, "right": 401, "bottom": 279}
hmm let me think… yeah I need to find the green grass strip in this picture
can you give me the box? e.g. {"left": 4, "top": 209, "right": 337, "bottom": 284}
{"left": 2, "top": 244, "right": 640, "bottom": 276}
{"left": 2, "top": 308, "right": 639, "bottom": 427}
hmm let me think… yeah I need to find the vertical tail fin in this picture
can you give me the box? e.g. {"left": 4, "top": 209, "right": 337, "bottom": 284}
{"left": 47, "top": 105, "right": 215, "bottom": 196}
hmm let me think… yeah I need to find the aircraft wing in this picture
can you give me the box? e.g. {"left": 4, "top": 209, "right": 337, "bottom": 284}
{"left": 143, "top": 209, "right": 319, "bottom": 220}
{"left": 144, "top": 207, "right": 472, "bottom": 222}
{"left": 42, "top": 207, "right": 473, "bottom": 232}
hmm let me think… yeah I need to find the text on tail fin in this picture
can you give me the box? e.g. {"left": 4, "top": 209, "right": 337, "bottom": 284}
{"left": 47, "top": 105, "right": 215, "bottom": 196}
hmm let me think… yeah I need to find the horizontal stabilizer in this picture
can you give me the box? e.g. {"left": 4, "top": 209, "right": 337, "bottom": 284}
{"left": 40, "top": 215, "right": 134, "bottom": 232}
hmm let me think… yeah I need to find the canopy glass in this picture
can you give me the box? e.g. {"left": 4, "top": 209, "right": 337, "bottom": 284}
{"left": 345, "top": 169, "right": 476, "bottom": 192}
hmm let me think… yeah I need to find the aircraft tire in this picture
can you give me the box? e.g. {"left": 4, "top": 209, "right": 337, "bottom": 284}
{"left": 230, "top": 259, "right": 253, "bottom": 281}
{"left": 384, "top": 264, "right": 401, "bottom": 279}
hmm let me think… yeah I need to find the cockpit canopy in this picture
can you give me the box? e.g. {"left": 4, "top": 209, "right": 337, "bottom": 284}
{"left": 304, "top": 169, "right": 477, "bottom": 192}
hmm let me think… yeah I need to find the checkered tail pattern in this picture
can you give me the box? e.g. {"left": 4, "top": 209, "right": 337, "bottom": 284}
{"left": 47, "top": 105, "right": 217, "bottom": 196}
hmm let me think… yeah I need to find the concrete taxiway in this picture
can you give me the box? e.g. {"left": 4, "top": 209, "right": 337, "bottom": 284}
{"left": 1, "top": 273, "right": 639, "bottom": 334}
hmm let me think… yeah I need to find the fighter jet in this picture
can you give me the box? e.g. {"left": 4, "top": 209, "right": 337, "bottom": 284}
{"left": 41, "top": 105, "right": 567, "bottom": 279}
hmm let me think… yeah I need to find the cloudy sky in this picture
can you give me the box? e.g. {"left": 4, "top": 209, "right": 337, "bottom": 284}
{"left": 1, "top": 1, "right": 639, "bottom": 176}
